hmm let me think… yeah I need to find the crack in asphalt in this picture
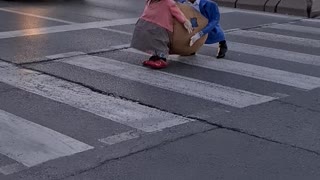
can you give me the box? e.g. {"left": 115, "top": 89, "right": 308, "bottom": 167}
{"left": 54, "top": 127, "right": 218, "bottom": 180}
{"left": 276, "top": 99, "right": 320, "bottom": 114}
{"left": 0, "top": 57, "right": 11, "bottom": 64}
{"left": 17, "top": 46, "right": 131, "bottom": 66}
{"left": 199, "top": 120, "right": 320, "bottom": 156}
{"left": 54, "top": 110, "right": 320, "bottom": 179}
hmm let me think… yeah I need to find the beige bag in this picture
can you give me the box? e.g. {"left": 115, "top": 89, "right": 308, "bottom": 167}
{"left": 170, "top": 3, "right": 208, "bottom": 56}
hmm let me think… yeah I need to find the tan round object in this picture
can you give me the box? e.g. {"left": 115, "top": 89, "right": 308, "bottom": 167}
{"left": 170, "top": 3, "right": 208, "bottom": 56}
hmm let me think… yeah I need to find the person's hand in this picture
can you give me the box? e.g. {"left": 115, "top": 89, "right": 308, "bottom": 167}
{"left": 183, "top": 20, "right": 193, "bottom": 34}
{"left": 190, "top": 32, "right": 201, "bottom": 46}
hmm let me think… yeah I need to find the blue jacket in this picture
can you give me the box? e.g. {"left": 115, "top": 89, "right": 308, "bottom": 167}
{"left": 176, "top": 0, "right": 225, "bottom": 44}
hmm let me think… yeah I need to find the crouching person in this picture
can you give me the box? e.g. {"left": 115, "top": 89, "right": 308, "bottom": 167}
{"left": 131, "top": 0, "right": 193, "bottom": 69}
{"left": 177, "top": 0, "right": 228, "bottom": 58}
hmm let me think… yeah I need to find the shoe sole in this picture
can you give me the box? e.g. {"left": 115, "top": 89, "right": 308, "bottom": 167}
{"left": 216, "top": 55, "right": 225, "bottom": 59}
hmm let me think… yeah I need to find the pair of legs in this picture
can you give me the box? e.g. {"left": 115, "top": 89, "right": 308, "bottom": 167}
{"left": 145, "top": 40, "right": 228, "bottom": 69}
{"left": 131, "top": 19, "right": 170, "bottom": 69}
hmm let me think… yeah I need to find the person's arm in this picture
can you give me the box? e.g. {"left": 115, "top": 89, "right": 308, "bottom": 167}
{"left": 169, "top": 0, "right": 193, "bottom": 33}
{"left": 169, "top": 0, "right": 187, "bottom": 24}
{"left": 200, "top": 2, "right": 220, "bottom": 35}
{"left": 190, "top": 2, "right": 220, "bottom": 46}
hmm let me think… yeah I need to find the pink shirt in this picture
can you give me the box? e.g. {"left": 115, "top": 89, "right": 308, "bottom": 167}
{"left": 140, "top": 0, "right": 186, "bottom": 32}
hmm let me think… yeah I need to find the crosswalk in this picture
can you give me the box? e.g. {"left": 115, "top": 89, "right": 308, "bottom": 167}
{"left": 1, "top": 18, "right": 320, "bottom": 175}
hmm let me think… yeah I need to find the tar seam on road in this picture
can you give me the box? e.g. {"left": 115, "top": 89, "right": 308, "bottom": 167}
{"left": 277, "top": 99, "right": 320, "bottom": 114}
{"left": 54, "top": 127, "right": 218, "bottom": 180}
{"left": 15, "top": 45, "right": 131, "bottom": 66}
{"left": 55, "top": 107, "right": 320, "bottom": 180}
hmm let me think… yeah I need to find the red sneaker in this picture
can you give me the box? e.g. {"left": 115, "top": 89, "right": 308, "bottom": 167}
{"left": 149, "top": 60, "right": 168, "bottom": 69}
{"left": 142, "top": 60, "right": 154, "bottom": 67}
{"left": 143, "top": 55, "right": 160, "bottom": 67}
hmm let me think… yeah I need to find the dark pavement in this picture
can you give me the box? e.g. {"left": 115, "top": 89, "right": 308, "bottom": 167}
{"left": 0, "top": 0, "right": 320, "bottom": 179}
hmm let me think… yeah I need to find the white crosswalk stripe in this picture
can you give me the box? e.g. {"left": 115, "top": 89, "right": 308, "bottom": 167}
{"left": 0, "top": 18, "right": 138, "bottom": 39}
{"left": 124, "top": 48, "right": 320, "bottom": 90}
{"left": 229, "top": 30, "right": 320, "bottom": 48}
{"left": 0, "top": 109, "right": 93, "bottom": 171}
{"left": 0, "top": 63, "right": 191, "bottom": 133}
{"left": 0, "top": 61, "right": 192, "bottom": 174}
{"left": 205, "top": 42, "right": 320, "bottom": 66}
{"left": 267, "top": 23, "right": 320, "bottom": 35}
{"left": 61, "top": 55, "right": 276, "bottom": 108}
{"left": 98, "top": 23, "right": 320, "bottom": 67}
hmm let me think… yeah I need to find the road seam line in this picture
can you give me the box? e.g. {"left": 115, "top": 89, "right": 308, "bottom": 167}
{"left": 0, "top": 8, "right": 75, "bottom": 24}
{"left": 0, "top": 18, "right": 138, "bottom": 40}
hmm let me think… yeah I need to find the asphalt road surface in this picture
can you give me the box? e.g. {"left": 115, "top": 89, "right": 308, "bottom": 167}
{"left": 1, "top": 0, "right": 320, "bottom": 179}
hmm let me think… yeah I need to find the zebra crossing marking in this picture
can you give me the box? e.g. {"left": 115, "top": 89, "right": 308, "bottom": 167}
{"left": 0, "top": 109, "right": 93, "bottom": 168}
{"left": 0, "top": 18, "right": 138, "bottom": 40}
{"left": 124, "top": 48, "right": 320, "bottom": 90}
{"left": 205, "top": 42, "right": 320, "bottom": 66}
{"left": 0, "top": 7, "right": 319, "bottom": 176}
{"left": 100, "top": 28, "right": 135, "bottom": 36}
{"left": 61, "top": 55, "right": 276, "bottom": 108}
{"left": 0, "top": 8, "right": 75, "bottom": 24}
{"left": 99, "top": 25, "right": 320, "bottom": 67}
{"left": 228, "top": 30, "right": 320, "bottom": 48}
{"left": 99, "top": 130, "right": 142, "bottom": 145}
{"left": 269, "top": 92, "right": 289, "bottom": 98}
{"left": 302, "top": 18, "right": 320, "bottom": 23}
{"left": 46, "top": 51, "right": 86, "bottom": 60}
{"left": 266, "top": 23, "right": 320, "bottom": 35}
{"left": 0, "top": 62, "right": 191, "bottom": 133}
